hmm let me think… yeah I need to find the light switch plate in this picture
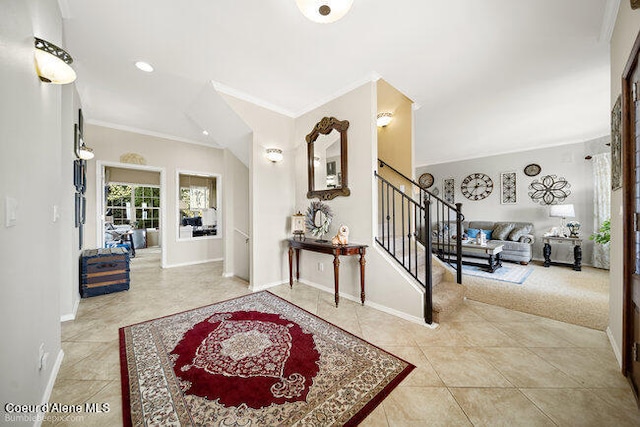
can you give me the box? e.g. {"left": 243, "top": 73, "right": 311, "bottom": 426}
{"left": 5, "top": 196, "right": 17, "bottom": 227}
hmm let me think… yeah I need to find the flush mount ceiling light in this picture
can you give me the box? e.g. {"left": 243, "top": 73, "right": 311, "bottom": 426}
{"left": 265, "top": 148, "right": 284, "bottom": 163}
{"left": 34, "top": 37, "right": 76, "bottom": 84}
{"left": 376, "top": 112, "right": 393, "bottom": 127}
{"left": 202, "top": 130, "right": 209, "bottom": 136}
{"left": 296, "top": 0, "right": 354, "bottom": 23}
{"left": 135, "top": 61, "right": 154, "bottom": 72}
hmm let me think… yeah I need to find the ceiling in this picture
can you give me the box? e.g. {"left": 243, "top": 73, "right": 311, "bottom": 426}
{"left": 59, "top": 0, "right": 614, "bottom": 167}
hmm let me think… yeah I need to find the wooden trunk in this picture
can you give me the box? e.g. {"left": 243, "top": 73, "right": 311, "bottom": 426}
{"left": 80, "top": 247, "right": 130, "bottom": 297}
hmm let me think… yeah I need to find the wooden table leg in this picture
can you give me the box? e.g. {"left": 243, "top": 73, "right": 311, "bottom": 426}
{"left": 573, "top": 245, "right": 582, "bottom": 271}
{"left": 333, "top": 254, "right": 340, "bottom": 307}
{"left": 288, "top": 246, "right": 293, "bottom": 288}
{"left": 359, "top": 249, "right": 366, "bottom": 305}
{"left": 295, "top": 248, "right": 300, "bottom": 281}
{"left": 543, "top": 243, "right": 551, "bottom": 267}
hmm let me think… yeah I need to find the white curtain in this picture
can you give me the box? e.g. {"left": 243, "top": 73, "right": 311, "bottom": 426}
{"left": 592, "top": 152, "right": 611, "bottom": 269}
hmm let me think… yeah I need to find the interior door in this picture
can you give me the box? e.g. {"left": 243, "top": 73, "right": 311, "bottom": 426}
{"left": 624, "top": 42, "right": 640, "bottom": 404}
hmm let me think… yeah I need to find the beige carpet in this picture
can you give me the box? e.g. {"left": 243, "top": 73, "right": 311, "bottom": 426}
{"left": 446, "top": 260, "right": 609, "bottom": 331}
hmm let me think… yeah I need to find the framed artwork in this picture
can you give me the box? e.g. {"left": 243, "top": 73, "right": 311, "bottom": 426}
{"left": 611, "top": 94, "right": 622, "bottom": 190}
{"left": 500, "top": 172, "right": 517, "bottom": 204}
{"left": 75, "top": 192, "right": 81, "bottom": 228}
{"left": 443, "top": 178, "right": 455, "bottom": 204}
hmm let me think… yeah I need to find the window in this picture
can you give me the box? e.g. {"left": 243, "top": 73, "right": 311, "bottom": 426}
{"left": 178, "top": 173, "right": 219, "bottom": 238}
{"left": 106, "top": 183, "right": 160, "bottom": 229}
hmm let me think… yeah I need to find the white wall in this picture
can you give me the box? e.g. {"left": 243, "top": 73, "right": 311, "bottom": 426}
{"left": 293, "top": 82, "right": 424, "bottom": 320}
{"left": 59, "top": 84, "right": 82, "bottom": 320}
{"left": 84, "top": 124, "right": 224, "bottom": 268}
{"left": 0, "top": 0, "right": 67, "bottom": 417}
{"left": 220, "top": 94, "right": 297, "bottom": 289}
{"left": 223, "top": 147, "right": 250, "bottom": 280}
{"left": 416, "top": 139, "right": 609, "bottom": 266}
{"left": 609, "top": 1, "right": 640, "bottom": 365}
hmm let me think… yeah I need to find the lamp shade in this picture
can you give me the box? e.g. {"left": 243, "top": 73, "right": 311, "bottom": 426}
{"left": 549, "top": 204, "right": 575, "bottom": 218}
{"left": 34, "top": 37, "right": 76, "bottom": 84}
{"left": 265, "top": 148, "right": 283, "bottom": 163}
{"left": 296, "top": 0, "right": 354, "bottom": 23}
{"left": 376, "top": 112, "right": 393, "bottom": 127}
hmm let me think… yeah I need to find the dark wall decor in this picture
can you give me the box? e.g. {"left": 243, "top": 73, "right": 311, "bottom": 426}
{"left": 74, "top": 109, "right": 87, "bottom": 249}
{"left": 528, "top": 174, "right": 571, "bottom": 205}
{"left": 611, "top": 94, "right": 622, "bottom": 190}
{"left": 523, "top": 163, "right": 541, "bottom": 177}
{"left": 500, "top": 172, "right": 517, "bottom": 204}
{"left": 460, "top": 173, "right": 493, "bottom": 201}
{"left": 443, "top": 178, "right": 455, "bottom": 204}
{"left": 632, "top": 0, "right": 640, "bottom": 10}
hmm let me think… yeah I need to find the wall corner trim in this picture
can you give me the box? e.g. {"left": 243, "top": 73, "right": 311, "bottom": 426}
{"left": 60, "top": 298, "right": 80, "bottom": 322}
{"left": 36, "top": 349, "right": 65, "bottom": 427}
{"left": 606, "top": 326, "right": 623, "bottom": 368}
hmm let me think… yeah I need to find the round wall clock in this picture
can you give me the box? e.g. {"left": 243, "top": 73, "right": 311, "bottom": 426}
{"left": 418, "top": 173, "right": 434, "bottom": 189}
{"left": 461, "top": 173, "right": 493, "bottom": 201}
{"left": 524, "top": 163, "right": 541, "bottom": 177}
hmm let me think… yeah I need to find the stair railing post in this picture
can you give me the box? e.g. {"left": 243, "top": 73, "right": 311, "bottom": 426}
{"left": 424, "top": 199, "right": 433, "bottom": 324}
{"left": 455, "top": 202, "right": 463, "bottom": 284}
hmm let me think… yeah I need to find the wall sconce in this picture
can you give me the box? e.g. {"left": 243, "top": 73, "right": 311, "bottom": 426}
{"left": 75, "top": 109, "right": 94, "bottom": 160}
{"left": 265, "top": 148, "right": 283, "bottom": 163}
{"left": 34, "top": 37, "right": 76, "bottom": 84}
{"left": 376, "top": 112, "right": 393, "bottom": 127}
{"left": 296, "top": 0, "right": 354, "bottom": 24}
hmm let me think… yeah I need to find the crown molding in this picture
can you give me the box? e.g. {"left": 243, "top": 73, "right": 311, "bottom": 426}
{"left": 86, "top": 119, "right": 222, "bottom": 149}
{"left": 211, "top": 80, "right": 297, "bottom": 118}
{"left": 599, "top": 0, "right": 621, "bottom": 43}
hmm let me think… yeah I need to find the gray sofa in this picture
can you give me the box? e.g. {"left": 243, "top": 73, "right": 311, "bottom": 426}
{"left": 420, "top": 220, "right": 535, "bottom": 264}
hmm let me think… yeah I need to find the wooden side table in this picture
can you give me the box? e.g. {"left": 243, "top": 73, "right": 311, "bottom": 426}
{"left": 287, "top": 238, "right": 367, "bottom": 307}
{"left": 542, "top": 236, "right": 582, "bottom": 271}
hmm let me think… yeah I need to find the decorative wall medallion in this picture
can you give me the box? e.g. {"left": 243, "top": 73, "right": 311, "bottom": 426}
{"left": 443, "top": 178, "right": 455, "bottom": 204}
{"left": 460, "top": 173, "right": 493, "bottom": 201}
{"left": 120, "top": 152, "right": 147, "bottom": 165}
{"left": 418, "top": 173, "right": 434, "bottom": 189}
{"left": 500, "top": 172, "right": 517, "bottom": 204}
{"left": 611, "top": 94, "right": 622, "bottom": 190}
{"left": 528, "top": 174, "right": 571, "bottom": 205}
{"left": 523, "top": 163, "right": 541, "bottom": 177}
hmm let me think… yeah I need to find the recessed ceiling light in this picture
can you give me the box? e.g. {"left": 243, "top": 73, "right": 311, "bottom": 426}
{"left": 202, "top": 130, "right": 209, "bottom": 136}
{"left": 135, "top": 61, "right": 154, "bottom": 72}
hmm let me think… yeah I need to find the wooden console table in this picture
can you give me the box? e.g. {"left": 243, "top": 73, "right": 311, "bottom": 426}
{"left": 287, "top": 238, "right": 367, "bottom": 307}
{"left": 542, "top": 236, "right": 582, "bottom": 271}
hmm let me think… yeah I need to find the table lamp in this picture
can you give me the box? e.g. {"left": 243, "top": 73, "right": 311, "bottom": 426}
{"left": 549, "top": 204, "right": 575, "bottom": 237}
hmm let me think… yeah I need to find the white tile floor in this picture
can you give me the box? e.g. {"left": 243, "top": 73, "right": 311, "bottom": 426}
{"left": 44, "top": 249, "right": 640, "bottom": 426}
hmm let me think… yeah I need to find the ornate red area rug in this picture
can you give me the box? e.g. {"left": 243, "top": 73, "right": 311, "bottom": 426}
{"left": 119, "top": 291, "right": 414, "bottom": 426}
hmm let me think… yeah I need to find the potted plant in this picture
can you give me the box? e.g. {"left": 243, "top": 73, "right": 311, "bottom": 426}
{"left": 590, "top": 219, "right": 610, "bottom": 245}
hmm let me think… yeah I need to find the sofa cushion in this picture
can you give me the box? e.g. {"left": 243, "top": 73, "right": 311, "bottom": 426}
{"left": 467, "top": 228, "right": 480, "bottom": 238}
{"left": 492, "top": 223, "right": 515, "bottom": 240}
{"left": 481, "top": 229, "right": 492, "bottom": 240}
{"left": 508, "top": 224, "right": 533, "bottom": 241}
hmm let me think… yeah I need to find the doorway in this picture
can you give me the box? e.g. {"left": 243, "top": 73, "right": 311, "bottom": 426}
{"left": 97, "top": 162, "right": 167, "bottom": 268}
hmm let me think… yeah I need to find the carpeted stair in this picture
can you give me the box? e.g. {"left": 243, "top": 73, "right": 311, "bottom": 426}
{"left": 387, "top": 236, "right": 465, "bottom": 323}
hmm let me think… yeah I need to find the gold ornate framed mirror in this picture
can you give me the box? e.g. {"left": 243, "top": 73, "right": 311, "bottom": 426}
{"left": 306, "top": 117, "right": 350, "bottom": 200}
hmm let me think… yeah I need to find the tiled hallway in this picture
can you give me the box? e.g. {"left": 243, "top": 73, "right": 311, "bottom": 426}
{"left": 46, "top": 249, "right": 639, "bottom": 426}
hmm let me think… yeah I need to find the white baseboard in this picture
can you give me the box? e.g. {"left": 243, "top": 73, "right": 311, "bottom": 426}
{"left": 606, "top": 326, "right": 622, "bottom": 368}
{"left": 36, "top": 349, "right": 64, "bottom": 426}
{"left": 251, "top": 280, "right": 286, "bottom": 292}
{"left": 60, "top": 298, "right": 80, "bottom": 322}
{"left": 222, "top": 272, "right": 234, "bottom": 278}
{"left": 297, "top": 279, "right": 432, "bottom": 328}
{"left": 163, "top": 258, "right": 223, "bottom": 269}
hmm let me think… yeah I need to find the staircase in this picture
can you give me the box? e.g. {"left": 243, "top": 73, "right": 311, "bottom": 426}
{"left": 375, "top": 159, "right": 465, "bottom": 324}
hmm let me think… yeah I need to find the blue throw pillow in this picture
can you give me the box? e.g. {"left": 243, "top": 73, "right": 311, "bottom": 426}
{"left": 481, "top": 229, "right": 493, "bottom": 240}
{"left": 467, "top": 228, "right": 480, "bottom": 238}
